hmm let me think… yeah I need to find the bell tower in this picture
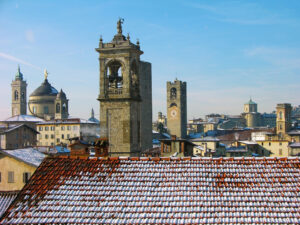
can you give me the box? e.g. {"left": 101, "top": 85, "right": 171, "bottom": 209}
{"left": 95, "top": 19, "right": 152, "bottom": 156}
{"left": 167, "top": 79, "right": 187, "bottom": 138}
{"left": 11, "top": 65, "right": 27, "bottom": 116}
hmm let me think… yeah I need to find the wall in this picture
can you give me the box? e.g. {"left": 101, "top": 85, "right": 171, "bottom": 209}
{"left": 0, "top": 155, "right": 36, "bottom": 191}
{"left": 257, "top": 140, "right": 289, "bottom": 157}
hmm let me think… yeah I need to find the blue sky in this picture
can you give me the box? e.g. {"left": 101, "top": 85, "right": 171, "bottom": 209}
{"left": 0, "top": 0, "right": 300, "bottom": 120}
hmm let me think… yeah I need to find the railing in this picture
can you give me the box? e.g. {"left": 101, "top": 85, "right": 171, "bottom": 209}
{"left": 108, "top": 88, "right": 123, "bottom": 95}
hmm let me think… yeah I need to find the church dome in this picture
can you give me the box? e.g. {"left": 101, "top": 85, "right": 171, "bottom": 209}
{"left": 30, "top": 79, "right": 58, "bottom": 97}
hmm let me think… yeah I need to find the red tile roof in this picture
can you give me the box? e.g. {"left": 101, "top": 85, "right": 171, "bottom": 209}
{"left": 1, "top": 156, "right": 299, "bottom": 224}
{"left": 0, "top": 192, "right": 18, "bottom": 218}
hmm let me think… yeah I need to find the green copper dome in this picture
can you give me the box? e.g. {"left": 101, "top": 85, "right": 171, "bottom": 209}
{"left": 15, "top": 65, "right": 23, "bottom": 81}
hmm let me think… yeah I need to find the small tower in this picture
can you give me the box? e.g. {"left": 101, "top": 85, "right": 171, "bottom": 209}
{"left": 11, "top": 65, "right": 27, "bottom": 116}
{"left": 276, "top": 103, "right": 292, "bottom": 136}
{"left": 243, "top": 98, "right": 260, "bottom": 128}
{"left": 95, "top": 19, "right": 152, "bottom": 156}
{"left": 244, "top": 98, "right": 257, "bottom": 113}
{"left": 167, "top": 79, "right": 187, "bottom": 138}
{"left": 54, "top": 89, "right": 69, "bottom": 119}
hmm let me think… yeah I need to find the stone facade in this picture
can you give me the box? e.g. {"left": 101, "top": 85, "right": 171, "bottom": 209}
{"left": 95, "top": 20, "right": 152, "bottom": 156}
{"left": 166, "top": 79, "right": 187, "bottom": 138}
{"left": 11, "top": 66, "right": 27, "bottom": 116}
{"left": 276, "top": 103, "right": 292, "bottom": 136}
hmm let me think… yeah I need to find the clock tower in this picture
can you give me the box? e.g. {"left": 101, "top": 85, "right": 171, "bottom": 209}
{"left": 167, "top": 79, "right": 187, "bottom": 138}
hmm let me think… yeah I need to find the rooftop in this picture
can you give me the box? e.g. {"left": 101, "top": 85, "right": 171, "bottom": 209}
{"left": 0, "top": 192, "right": 18, "bottom": 218}
{"left": 2, "top": 114, "right": 44, "bottom": 122}
{"left": 0, "top": 148, "right": 46, "bottom": 167}
{"left": 1, "top": 156, "right": 299, "bottom": 224}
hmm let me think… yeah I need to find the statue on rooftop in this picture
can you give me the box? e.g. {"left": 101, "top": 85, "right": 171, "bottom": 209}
{"left": 117, "top": 18, "right": 124, "bottom": 34}
{"left": 44, "top": 69, "right": 48, "bottom": 80}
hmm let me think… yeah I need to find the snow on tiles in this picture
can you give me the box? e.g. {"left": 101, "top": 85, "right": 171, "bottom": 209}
{"left": 0, "top": 156, "right": 299, "bottom": 224}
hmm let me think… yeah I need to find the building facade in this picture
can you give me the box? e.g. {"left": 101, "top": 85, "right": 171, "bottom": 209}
{"left": 0, "top": 124, "right": 38, "bottom": 150}
{"left": 166, "top": 79, "right": 187, "bottom": 138}
{"left": 95, "top": 19, "right": 152, "bottom": 156}
{"left": 11, "top": 66, "right": 27, "bottom": 116}
{"left": 0, "top": 148, "right": 46, "bottom": 191}
{"left": 37, "top": 118, "right": 98, "bottom": 146}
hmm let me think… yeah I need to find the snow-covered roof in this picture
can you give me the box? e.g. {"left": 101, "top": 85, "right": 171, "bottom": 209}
{"left": 1, "top": 157, "right": 299, "bottom": 224}
{"left": 37, "top": 117, "right": 97, "bottom": 125}
{"left": 190, "top": 136, "right": 220, "bottom": 142}
{"left": 0, "top": 192, "right": 18, "bottom": 218}
{"left": 1, "top": 148, "right": 46, "bottom": 167}
{"left": 2, "top": 114, "right": 44, "bottom": 122}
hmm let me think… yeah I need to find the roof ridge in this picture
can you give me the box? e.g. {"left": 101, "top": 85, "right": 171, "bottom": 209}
{"left": 55, "top": 155, "right": 300, "bottom": 161}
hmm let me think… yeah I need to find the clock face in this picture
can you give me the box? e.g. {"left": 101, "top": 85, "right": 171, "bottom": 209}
{"left": 171, "top": 109, "right": 177, "bottom": 118}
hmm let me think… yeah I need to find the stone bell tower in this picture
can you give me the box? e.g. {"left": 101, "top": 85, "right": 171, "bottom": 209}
{"left": 167, "top": 79, "right": 187, "bottom": 138}
{"left": 95, "top": 19, "right": 152, "bottom": 156}
{"left": 11, "top": 65, "right": 27, "bottom": 116}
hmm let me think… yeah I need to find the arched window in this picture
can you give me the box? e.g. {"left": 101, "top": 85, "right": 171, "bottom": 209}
{"left": 14, "top": 90, "right": 19, "bottom": 100}
{"left": 62, "top": 103, "right": 67, "bottom": 113}
{"left": 106, "top": 60, "right": 123, "bottom": 90}
{"left": 56, "top": 103, "right": 60, "bottom": 113}
{"left": 170, "top": 88, "right": 177, "bottom": 99}
{"left": 170, "top": 103, "right": 177, "bottom": 108}
{"left": 21, "top": 92, "right": 25, "bottom": 100}
{"left": 279, "top": 111, "right": 282, "bottom": 119}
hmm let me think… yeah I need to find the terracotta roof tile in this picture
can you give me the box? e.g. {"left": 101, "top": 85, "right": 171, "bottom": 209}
{"left": 1, "top": 157, "right": 299, "bottom": 224}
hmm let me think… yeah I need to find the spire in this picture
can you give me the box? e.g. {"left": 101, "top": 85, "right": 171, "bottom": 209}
{"left": 91, "top": 108, "right": 95, "bottom": 118}
{"left": 15, "top": 64, "right": 23, "bottom": 80}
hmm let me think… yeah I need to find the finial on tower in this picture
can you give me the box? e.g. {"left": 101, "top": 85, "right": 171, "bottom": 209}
{"left": 127, "top": 33, "right": 130, "bottom": 41}
{"left": 136, "top": 38, "right": 140, "bottom": 47}
{"left": 117, "top": 18, "right": 124, "bottom": 34}
{"left": 44, "top": 69, "right": 48, "bottom": 80}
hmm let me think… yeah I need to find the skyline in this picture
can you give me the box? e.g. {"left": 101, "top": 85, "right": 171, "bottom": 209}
{"left": 1, "top": 0, "right": 300, "bottom": 121}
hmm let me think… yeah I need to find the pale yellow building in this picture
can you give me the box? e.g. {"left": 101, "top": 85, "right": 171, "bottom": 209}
{"left": 0, "top": 148, "right": 46, "bottom": 191}
{"left": 37, "top": 118, "right": 99, "bottom": 146}
{"left": 256, "top": 140, "right": 289, "bottom": 157}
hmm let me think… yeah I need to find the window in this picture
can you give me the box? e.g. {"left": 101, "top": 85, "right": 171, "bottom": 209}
{"left": 279, "top": 111, "right": 282, "bottom": 119}
{"left": 51, "top": 134, "right": 54, "bottom": 139}
{"left": 8, "top": 171, "right": 14, "bottom": 183}
{"left": 170, "top": 87, "right": 177, "bottom": 99}
{"left": 261, "top": 142, "right": 264, "bottom": 146}
{"left": 50, "top": 126, "right": 55, "bottom": 131}
{"left": 45, "top": 134, "right": 49, "bottom": 139}
{"left": 23, "top": 172, "right": 31, "bottom": 183}
{"left": 56, "top": 103, "right": 60, "bottom": 113}
{"left": 279, "top": 124, "right": 282, "bottom": 130}
{"left": 45, "top": 126, "right": 49, "bottom": 131}
{"left": 39, "top": 127, "right": 43, "bottom": 131}
{"left": 14, "top": 90, "right": 19, "bottom": 100}
{"left": 56, "top": 138, "right": 60, "bottom": 143}
{"left": 44, "top": 106, "right": 49, "bottom": 114}
{"left": 62, "top": 103, "right": 67, "bottom": 113}
{"left": 73, "top": 126, "right": 78, "bottom": 130}
{"left": 21, "top": 92, "right": 25, "bottom": 100}
{"left": 16, "top": 133, "right": 18, "bottom": 139}
{"left": 32, "top": 106, "right": 37, "bottom": 114}
{"left": 67, "top": 126, "right": 71, "bottom": 130}
{"left": 51, "top": 142, "right": 54, "bottom": 146}
{"left": 279, "top": 142, "right": 282, "bottom": 146}
{"left": 61, "top": 134, "right": 64, "bottom": 139}
{"left": 67, "top": 134, "right": 70, "bottom": 139}
{"left": 61, "top": 126, "right": 65, "bottom": 131}
{"left": 269, "top": 142, "right": 271, "bottom": 146}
